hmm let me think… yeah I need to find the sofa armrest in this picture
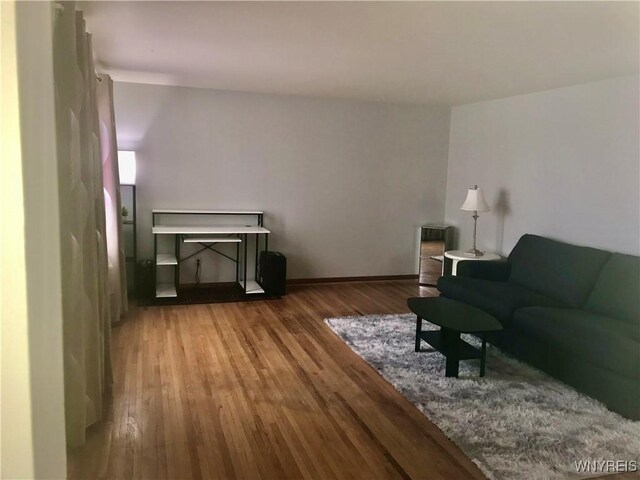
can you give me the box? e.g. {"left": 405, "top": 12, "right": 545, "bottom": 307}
{"left": 456, "top": 260, "right": 511, "bottom": 281}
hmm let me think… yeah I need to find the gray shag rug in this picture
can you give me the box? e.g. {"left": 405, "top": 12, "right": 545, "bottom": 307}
{"left": 325, "top": 313, "right": 640, "bottom": 480}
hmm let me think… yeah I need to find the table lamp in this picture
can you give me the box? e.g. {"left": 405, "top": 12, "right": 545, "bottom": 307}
{"left": 460, "top": 185, "right": 490, "bottom": 257}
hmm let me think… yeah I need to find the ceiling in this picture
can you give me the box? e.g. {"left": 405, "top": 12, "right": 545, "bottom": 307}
{"left": 81, "top": 1, "right": 639, "bottom": 106}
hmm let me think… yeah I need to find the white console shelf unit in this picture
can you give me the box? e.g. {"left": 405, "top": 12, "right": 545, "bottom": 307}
{"left": 152, "top": 209, "right": 270, "bottom": 300}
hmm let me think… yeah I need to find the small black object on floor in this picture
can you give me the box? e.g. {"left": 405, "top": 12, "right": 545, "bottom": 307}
{"left": 138, "top": 283, "right": 281, "bottom": 307}
{"left": 258, "top": 251, "right": 287, "bottom": 296}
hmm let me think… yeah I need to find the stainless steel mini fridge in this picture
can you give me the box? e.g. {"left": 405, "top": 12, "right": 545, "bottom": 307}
{"left": 419, "top": 225, "right": 453, "bottom": 286}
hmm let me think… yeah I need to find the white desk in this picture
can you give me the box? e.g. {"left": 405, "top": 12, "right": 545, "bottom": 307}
{"left": 444, "top": 250, "right": 501, "bottom": 275}
{"left": 152, "top": 210, "right": 269, "bottom": 299}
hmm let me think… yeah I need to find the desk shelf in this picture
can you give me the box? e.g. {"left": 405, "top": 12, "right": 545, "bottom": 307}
{"left": 156, "top": 254, "right": 178, "bottom": 265}
{"left": 153, "top": 225, "right": 270, "bottom": 235}
{"left": 153, "top": 209, "right": 263, "bottom": 215}
{"left": 245, "top": 280, "right": 265, "bottom": 295}
{"left": 156, "top": 283, "right": 177, "bottom": 298}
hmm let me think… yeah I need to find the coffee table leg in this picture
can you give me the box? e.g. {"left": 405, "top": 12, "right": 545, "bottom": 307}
{"left": 480, "top": 334, "right": 487, "bottom": 377}
{"left": 414, "top": 315, "right": 422, "bottom": 352}
{"left": 441, "top": 327, "right": 460, "bottom": 377}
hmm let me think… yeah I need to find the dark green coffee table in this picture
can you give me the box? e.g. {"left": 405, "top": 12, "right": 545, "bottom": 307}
{"left": 407, "top": 297, "right": 503, "bottom": 377}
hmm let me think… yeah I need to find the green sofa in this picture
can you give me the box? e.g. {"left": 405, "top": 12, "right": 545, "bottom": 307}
{"left": 437, "top": 234, "right": 640, "bottom": 419}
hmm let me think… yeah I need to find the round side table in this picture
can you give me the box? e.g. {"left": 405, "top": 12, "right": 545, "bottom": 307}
{"left": 444, "top": 250, "right": 501, "bottom": 275}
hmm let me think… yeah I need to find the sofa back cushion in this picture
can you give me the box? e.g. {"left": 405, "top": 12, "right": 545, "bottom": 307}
{"left": 585, "top": 253, "right": 640, "bottom": 324}
{"left": 508, "top": 234, "right": 611, "bottom": 307}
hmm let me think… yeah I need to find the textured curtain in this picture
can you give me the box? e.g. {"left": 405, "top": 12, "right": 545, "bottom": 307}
{"left": 53, "top": 1, "right": 124, "bottom": 448}
{"left": 97, "top": 75, "right": 128, "bottom": 322}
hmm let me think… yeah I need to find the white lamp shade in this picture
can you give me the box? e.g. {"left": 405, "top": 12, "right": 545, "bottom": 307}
{"left": 460, "top": 186, "right": 490, "bottom": 212}
{"left": 118, "top": 150, "right": 136, "bottom": 185}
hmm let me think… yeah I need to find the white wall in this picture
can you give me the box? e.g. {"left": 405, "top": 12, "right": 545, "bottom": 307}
{"left": 114, "top": 83, "right": 451, "bottom": 281}
{"left": 1, "top": 2, "right": 67, "bottom": 478}
{"left": 445, "top": 76, "right": 640, "bottom": 257}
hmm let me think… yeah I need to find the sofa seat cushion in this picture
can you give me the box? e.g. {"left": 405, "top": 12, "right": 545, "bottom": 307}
{"left": 437, "top": 276, "right": 564, "bottom": 324}
{"left": 513, "top": 307, "right": 640, "bottom": 378}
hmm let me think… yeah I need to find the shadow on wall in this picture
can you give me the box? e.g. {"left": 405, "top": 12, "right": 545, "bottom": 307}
{"left": 494, "top": 189, "right": 511, "bottom": 255}
{"left": 115, "top": 81, "right": 174, "bottom": 150}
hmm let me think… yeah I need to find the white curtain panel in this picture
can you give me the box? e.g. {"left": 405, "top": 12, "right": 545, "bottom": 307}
{"left": 53, "top": 1, "right": 124, "bottom": 448}
{"left": 97, "top": 74, "right": 128, "bottom": 323}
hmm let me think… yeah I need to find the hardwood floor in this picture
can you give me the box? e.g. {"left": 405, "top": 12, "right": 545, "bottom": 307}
{"left": 68, "top": 280, "right": 491, "bottom": 479}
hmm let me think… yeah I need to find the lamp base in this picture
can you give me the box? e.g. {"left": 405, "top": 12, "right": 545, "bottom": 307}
{"left": 465, "top": 247, "right": 485, "bottom": 257}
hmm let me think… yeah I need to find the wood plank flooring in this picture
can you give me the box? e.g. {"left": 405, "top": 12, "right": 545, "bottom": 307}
{"left": 68, "top": 280, "right": 489, "bottom": 479}
{"left": 68, "top": 280, "right": 632, "bottom": 480}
